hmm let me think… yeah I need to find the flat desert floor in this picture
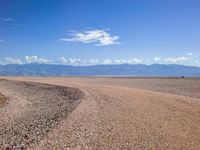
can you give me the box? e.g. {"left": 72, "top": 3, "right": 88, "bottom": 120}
{"left": 0, "top": 77, "right": 200, "bottom": 150}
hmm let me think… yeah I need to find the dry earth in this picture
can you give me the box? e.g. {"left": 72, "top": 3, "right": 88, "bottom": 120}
{"left": 0, "top": 93, "right": 7, "bottom": 108}
{"left": 0, "top": 77, "right": 200, "bottom": 150}
{"left": 0, "top": 79, "right": 84, "bottom": 150}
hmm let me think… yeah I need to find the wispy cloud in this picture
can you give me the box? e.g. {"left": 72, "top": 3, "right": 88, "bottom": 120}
{"left": 5, "top": 57, "right": 22, "bottom": 64}
{"left": 185, "top": 52, "right": 193, "bottom": 56}
{"left": 152, "top": 52, "right": 196, "bottom": 64}
{"left": 59, "top": 57, "right": 143, "bottom": 65}
{"left": 25, "top": 56, "right": 51, "bottom": 64}
{"left": 163, "top": 56, "right": 191, "bottom": 63}
{"left": 59, "top": 57, "right": 99, "bottom": 65}
{"left": 4, "top": 56, "right": 51, "bottom": 64}
{"left": 114, "top": 58, "right": 143, "bottom": 64}
{"left": 61, "top": 29, "right": 120, "bottom": 46}
{"left": 2, "top": 56, "right": 144, "bottom": 65}
{"left": 2, "top": 18, "right": 30, "bottom": 29}
{"left": 153, "top": 56, "right": 192, "bottom": 63}
{"left": 59, "top": 57, "right": 82, "bottom": 65}
{"left": 103, "top": 59, "right": 112, "bottom": 64}
{"left": 4, "top": 56, "right": 99, "bottom": 65}
{"left": 153, "top": 57, "right": 161, "bottom": 62}
{"left": 11, "top": 23, "right": 30, "bottom": 28}
{"left": 3, "top": 18, "right": 15, "bottom": 22}
{"left": 84, "top": 58, "right": 99, "bottom": 64}
{"left": 1, "top": 55, "right": 198, "bottom": 66}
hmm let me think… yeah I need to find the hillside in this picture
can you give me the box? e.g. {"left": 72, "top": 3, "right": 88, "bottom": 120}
{"left": 0, "top": 64, "right": 200, "bottom": 77}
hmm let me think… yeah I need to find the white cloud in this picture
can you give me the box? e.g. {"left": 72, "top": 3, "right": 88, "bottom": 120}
{"left": 129, "top": 58, "right": 143, "bottom": 63}
{"left": 152, "top": 54, "right": 195, "bottom": 64}
{"left": 61, "top": 29, "right": 120, "bottom": 46}
{"left": 164, "top": 56, "right": 191, "bottom": 63}
{"left": 2, "top": 56, "right": 51, "bottom": 65}
{"left": 59, "top": 57, "right": 143, "bottom": 65}
{"left": 153, "top": 57, "right": 161, "bottom": 62}
{"left": 59, "top": 57, "right": 82, "bottom": 65}
{"left": 3, "top": 18, "right": 15, "bottom": 22}
{"left": 5, "top": 57, "right": 22, "bottom": 64}
{"left": 85, "top": 58, "right": 99, "bottom": 64}
{"left": 185, "top": 52, "right": 193, "bottom": 56}
{"left": 59, "top": 57, "right": 68, "bottom": 64}
{"left": 114, "top": 58, "right": 142, "bottom": 64}
{"left": 1, "top": 55, "right": 197, "bottom": 66}
{"left": 195, "top": 60, "right": 199, "bottom": 63}
{"left": 25, "top": 55, "right": 50, "bottom": 64}
{"left": 11, "top": 23, "right": 28, "bottom": 28}
{"left": 114, "top": 59, "right": 126, "bottom": 64}
{"left": 103, "top": 59, "right": 112, "bottom": 64}
{"left": 68, "top": 58, "right": 81, "bottom": 64}
{"left": 59, "top": 57, "right": 99, "bottom": 65}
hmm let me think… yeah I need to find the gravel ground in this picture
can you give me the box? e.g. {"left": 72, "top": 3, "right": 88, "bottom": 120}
{"left": 1, "top": 77, "right": 200, "bottom": 149}
{"left": 0, "top": 79, "right": 84, "bottom": 150}
{"left": 0, "top": 93, "right": 7, "bottom": 108}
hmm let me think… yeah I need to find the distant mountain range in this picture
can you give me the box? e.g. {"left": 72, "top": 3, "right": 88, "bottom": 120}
{"left": 0, "top": 63, "right": 200, "bottom": 77}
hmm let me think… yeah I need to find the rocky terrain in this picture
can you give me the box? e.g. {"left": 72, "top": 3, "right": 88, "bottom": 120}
{"left": 0, "top": 77, "right": 200, "bottom": 149}
{"left": 0, "top": 79, "right": 84, "bottom": 149}
{"left": 0, "top": 93, "right": 7, "bottom": 108}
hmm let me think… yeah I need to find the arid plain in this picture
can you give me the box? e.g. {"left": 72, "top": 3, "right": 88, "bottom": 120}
{"left": 0, "top": 77, "right": 200, "bottom": 150}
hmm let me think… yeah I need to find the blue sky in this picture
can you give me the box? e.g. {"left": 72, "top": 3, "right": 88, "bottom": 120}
{"left": 0, "top": 0, "right": 200, "bottom": 66}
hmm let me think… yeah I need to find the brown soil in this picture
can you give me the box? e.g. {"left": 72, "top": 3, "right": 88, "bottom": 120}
{"left": 1, "top": 77, "right": 200, "bottom": 150}
{"left": 0, "top": 93, "right": 7, "bottom": 108}
{"left": 0, "top": 79, "right": 84, "bottom": 150}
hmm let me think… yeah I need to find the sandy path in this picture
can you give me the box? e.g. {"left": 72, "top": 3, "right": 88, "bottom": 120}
{"left": 1, "top": 77, "right": 200, "bottom": 149}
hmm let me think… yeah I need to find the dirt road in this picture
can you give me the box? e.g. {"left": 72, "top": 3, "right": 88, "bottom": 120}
{"left": 0, "top": 77, "right": 200, "bottom": 149}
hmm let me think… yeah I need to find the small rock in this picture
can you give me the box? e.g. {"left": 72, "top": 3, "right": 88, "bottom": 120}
{"left": 4, "top": 144, "right": 11, "bottom": 150}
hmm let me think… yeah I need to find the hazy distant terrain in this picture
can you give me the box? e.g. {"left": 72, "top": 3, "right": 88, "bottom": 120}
{"left": 0, "top": 63, "right": 200, "bottom": 77}
{"left": 1, "top": 77, "right": 200, "bottom": 149}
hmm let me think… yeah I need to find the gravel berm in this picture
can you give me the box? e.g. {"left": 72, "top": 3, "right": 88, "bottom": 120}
{"left": 0, "top": 79, "right": 84, "bottom": 150}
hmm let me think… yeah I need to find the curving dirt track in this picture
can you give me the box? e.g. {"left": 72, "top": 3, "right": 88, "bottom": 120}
{"left": 1, "top": 77, "right": 200, "bottom": 149}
